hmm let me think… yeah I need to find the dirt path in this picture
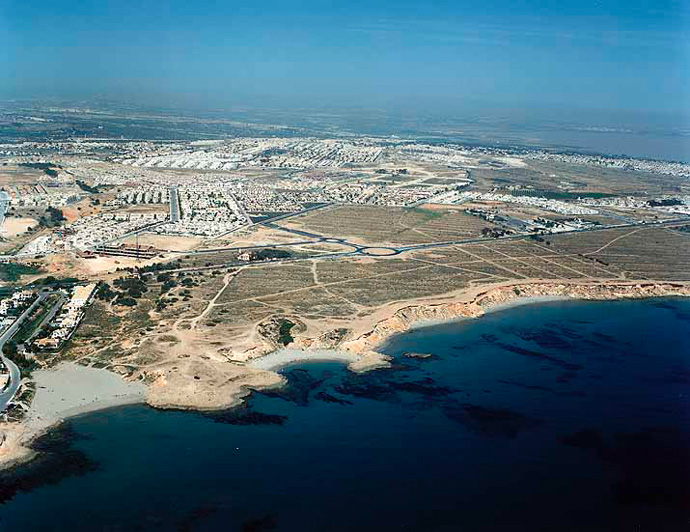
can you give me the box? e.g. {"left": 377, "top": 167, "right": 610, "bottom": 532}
{"left": 214, "top": 263, "right": 433, "bottom": 307}
{"left": 454, "top": 246, "right": 528, "bottom": 279}
{"left": 586, "top": 228, "right": 645, "bottom": 255}
{"left": 189, "top": 269, "right": 243, "bottom": 330}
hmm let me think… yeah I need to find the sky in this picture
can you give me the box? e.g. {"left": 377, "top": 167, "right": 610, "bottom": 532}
{"left": 1, "top": 0, "right": 689, "bottom": 120}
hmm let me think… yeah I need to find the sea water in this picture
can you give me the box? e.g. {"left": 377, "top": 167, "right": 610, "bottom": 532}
{"left": 0, "top": 298, "right": 688, "bottom": 531}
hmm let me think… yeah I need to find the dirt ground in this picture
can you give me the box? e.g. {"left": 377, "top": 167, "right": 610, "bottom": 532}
{"left": 0, "top": 217, "right": 38, "bottom": 238}
{"left": 120, "top": 233, "right": 202, "bottom": 251}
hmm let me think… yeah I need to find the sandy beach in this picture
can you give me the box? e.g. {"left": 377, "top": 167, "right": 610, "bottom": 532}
{"left": 481, "top": 295, "right": 574, "bottom": 314}
{"left": 248, "top": 347, "right": 391, "bottom": 373}
{"left": 0, "top": 363, "right": 145, "bottom": 469}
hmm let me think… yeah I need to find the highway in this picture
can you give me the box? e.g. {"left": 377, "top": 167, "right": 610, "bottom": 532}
{"left": 0, "top": 293, "right": 47, "bottom": 413}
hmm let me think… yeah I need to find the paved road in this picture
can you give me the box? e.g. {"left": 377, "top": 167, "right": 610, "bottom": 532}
{"left": 169, "top": 186, "right": 181, "bottom": 222}
{"left": 0, "top": 293, "right": 47, "bottom": 412}
{"left": 27, "top": 293, "right": 66, "bottom": 343}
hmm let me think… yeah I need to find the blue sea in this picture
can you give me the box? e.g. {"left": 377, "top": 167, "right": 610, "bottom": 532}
{"left": 0, "top": 298, "right": 688, "bottom": 531}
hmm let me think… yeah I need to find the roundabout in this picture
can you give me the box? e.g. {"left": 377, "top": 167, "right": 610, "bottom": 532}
{"left": 358, "top": 246, "right": 400, "bottom": 256}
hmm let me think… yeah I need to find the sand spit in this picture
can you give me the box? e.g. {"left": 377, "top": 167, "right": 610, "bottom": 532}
{"left": 0, "top": 363, "right": 146, "bottom": 470}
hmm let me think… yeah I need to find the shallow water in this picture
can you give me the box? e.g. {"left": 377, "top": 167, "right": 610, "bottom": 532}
{"left": 0, "top": 298, "right": 688, "bottom": 531}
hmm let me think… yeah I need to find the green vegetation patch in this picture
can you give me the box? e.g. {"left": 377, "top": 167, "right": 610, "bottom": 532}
{"left": 278, "top": 318, "right": 295, "bottom": 346}
{"left": 39, "top": 206, "right": 66, "bottom": 228}
{"left": 76, "top": 180, "right": 100, "bottom": 193}
{"left": 0, "top": 262, "right": 42, "bottom": 282}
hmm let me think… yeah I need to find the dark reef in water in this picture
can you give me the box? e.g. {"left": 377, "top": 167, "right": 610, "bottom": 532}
{"left": 498, "top": 378, "right": 586, "bottom": 397}
{"left": 493, "top": 341, "right": 583, "bottom": 371}
{"left": 515, "top": 327, "right": 575, "bottom": 350}
{"left": 242, "top": 514, "right": 278, "bottom": 532}
{"left": 314, "top": 392, "right": 352, "bottom": 405}
{"left": 204, "top": 407, "right": 287, "bottom": 426}
{"left": 388, "top": 378, "right": 455, "bottom": 397}
{"left": 0, "top": 425, "right": 98, "bottom": 505}
{"left": 334, "top": 379, "right": 400, "bottom": 403}
{"left": 258, "top": 368, "right": 327, "bottom": 406}
{"left": 443, "top": 402, "right": 542, "bottom": 438}
{"left": 176, "top": 502, "right": 221, "bottom": 532}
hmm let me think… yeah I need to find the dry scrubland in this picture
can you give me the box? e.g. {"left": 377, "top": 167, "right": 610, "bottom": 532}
{"left": 470, "top": 160, "right": 690, "bottom": 196}
{"left": 547, "top": 224, "right": 690, "bottom": 281}
{"left": 61, "top": 231, "right": 631, "bottom": 368}
{"left": 65, "top": 222, "right": 690, "bottom": 375}
{"left": 41, "top": 209, "right": 688, "bottom": 413}
{"left": 0, "top": 165, "right": 49, "bottom": 186}
{"left": 275, "top": 205, "right": 493, "bottom": 246}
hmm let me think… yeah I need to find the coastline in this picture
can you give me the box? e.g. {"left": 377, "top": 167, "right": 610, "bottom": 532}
{"left": 405, "top": 295, "right": 573, "bottom": 330}
{"left": 338, "top": 280, "right": 690, "bottom": 356}
{"left": 479, "top": 295, "right": 574, "bottom": 314}
{"left": 0, "top": 363, "right": 146, "bottom": 470}
{"left": 1, "top": 279, "right": 689, "bottom": 472}
{"left": 247, "top": 347, "right": 391, "bottom": 373}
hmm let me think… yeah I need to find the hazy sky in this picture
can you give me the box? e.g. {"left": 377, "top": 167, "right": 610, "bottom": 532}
{"left": 1, "top": 0, "right": 688, "bottom": 117}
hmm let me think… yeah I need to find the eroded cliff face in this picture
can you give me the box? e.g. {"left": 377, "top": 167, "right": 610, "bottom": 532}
{"left": 339, "top": 281, "right": 690, "bottom": 356}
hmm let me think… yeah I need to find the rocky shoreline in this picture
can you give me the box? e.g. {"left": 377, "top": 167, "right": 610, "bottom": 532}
{"left": 338, "top": 280, "right": 690, "bottom": 355}
{"left": 1, "top": 279, "right": 688, "bottom": 472}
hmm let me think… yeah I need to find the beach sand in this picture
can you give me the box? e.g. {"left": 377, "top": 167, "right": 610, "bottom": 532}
{"left": 248, "top": 347, "right": 390, "bottom": 373}
{"left": 0, "top": 363, "right": 145, "bottom": 469}
{"left": 481, "top": 295, "right": 573, "bottom": 314}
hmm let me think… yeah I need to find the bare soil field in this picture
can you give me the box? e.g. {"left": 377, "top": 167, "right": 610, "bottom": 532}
{"left": 0, "top": 217, "right": 38, "bottom": 237}
{"left": 470, "top": 159, "right": 689, "bottom": 196}
{"left": 0, "top": 165, "right": 48, "bottom": 186}
{"left": 211, "top": 225, "right": 306, "bottom": 248}
{"left": 120, "top": 233, "right": 202, "bottom": 251}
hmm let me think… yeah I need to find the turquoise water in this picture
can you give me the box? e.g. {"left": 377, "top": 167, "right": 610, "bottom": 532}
{"left": 0, "top": 298, "right": 688, "bottom": 531}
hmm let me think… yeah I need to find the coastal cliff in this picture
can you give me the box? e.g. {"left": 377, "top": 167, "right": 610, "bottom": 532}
{"left": 340, "top": 281, "right": 690, "bottom": 355}
{"left": 2, "top": 279, "right": 689, "bottom": 471}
